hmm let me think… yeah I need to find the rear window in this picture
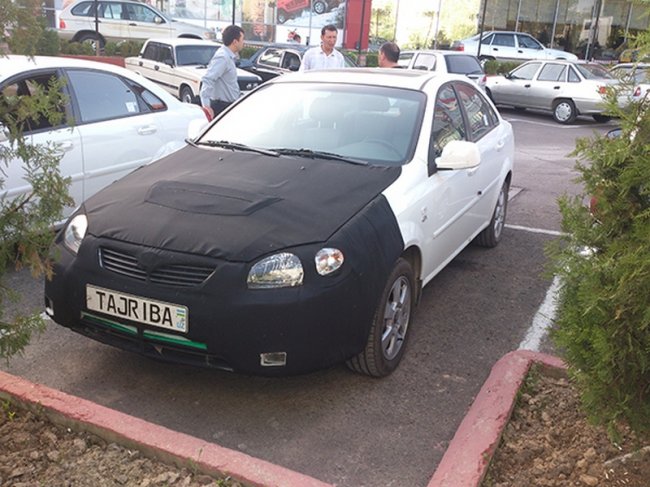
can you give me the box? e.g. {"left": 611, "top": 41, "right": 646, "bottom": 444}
{"left": 445, "top": 55, "right": 483, "bottom": 75}
{"left": 70, "top": 1, "right": 94, "bottom": 16}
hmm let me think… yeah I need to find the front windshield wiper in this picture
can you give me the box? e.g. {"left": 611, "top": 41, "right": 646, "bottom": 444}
{"left": 272, "top": 148, "right": 367, "bottom": 166}
{"left": 195, "top": 140, "right": 279, "bottom": 157}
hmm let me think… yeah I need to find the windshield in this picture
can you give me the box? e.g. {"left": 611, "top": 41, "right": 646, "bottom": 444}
{"left": 198, "top": 83, "right": 424, "bottom": 166}
{"left": 176, "top": 45, "right": 219, "bottom": 66}
{"left": 576, "top": 63, "right": 613, "bottom": 80}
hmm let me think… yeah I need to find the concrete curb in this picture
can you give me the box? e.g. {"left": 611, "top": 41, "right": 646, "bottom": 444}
{"left": 0, "top": 369, "right": 332, "bottom": 487}
{"left": 428, "top": 350, "right": 566, "bottom": 487}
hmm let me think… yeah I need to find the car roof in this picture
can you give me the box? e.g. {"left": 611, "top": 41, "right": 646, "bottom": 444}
{"left": 0, "top": 55, "right": 137, "bottom": 77}
{"left": 269, "top": 67, "right": 459, "bottom": 90}
{"left": 400, "top": 50, "right": 477, "bottom": 57}
{"left": 144, "top": 38, "right": 221, "bottom": 47}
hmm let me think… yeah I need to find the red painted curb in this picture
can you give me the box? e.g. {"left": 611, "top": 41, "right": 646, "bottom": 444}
{"left": 0, "top": 370, "right": 332, "bottom": 487}
{"left": 428, "top": 350, "right": 566, "bottom": 487}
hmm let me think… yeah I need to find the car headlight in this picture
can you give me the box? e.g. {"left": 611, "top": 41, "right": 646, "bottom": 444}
{"left": 247, "top": 252, "right": 303, "bottom": 289}
{"left": 63, "top": 213, "right": 88, "bottom": 254}
{"left": 315, "top": 248, "right": 344, "bottom": 276}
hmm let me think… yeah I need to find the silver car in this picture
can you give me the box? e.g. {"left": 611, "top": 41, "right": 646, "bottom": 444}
{"left": 397, "top": 50, "right": 487, "bottom": 91}
{"left": 486, "top": 60, "right": 619, "bottom": 124}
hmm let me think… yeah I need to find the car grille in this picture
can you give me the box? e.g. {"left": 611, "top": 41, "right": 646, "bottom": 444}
{"left": 99, "top": 247, "right": 214, "bottom": 287}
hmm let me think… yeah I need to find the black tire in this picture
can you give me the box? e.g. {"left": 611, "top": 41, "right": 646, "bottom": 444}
{"left": 313, "top": 0, "right": 327, "bottom": 14}
{"left": 485, "top": 87, "right": 494, "bottom": 103}
{"left": 179, "top": 85, "right": 195, "bottom": 104}
{"left": 476, "top": 180, "right": 509, "bottom": 248}
{"left": 77, "top": 32, "right": 104, "bottom": 50}
{"left": 552, "top": 99, "right": 577, "bottom": 124}
{"left": 346, "top": 258, "right": 415, "bottom": 377}
{"left": 277, "top": 9, "right": 288, "bottom": 23}
{"left": 592, "top": 114, "right": 612, "bottom": 123}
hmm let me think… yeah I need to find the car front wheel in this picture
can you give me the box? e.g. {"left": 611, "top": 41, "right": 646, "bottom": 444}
{"left": 346, "top": 258, "right": 415, "bottom": 377}
{"left": 553, "top": 99, "right": 577, "bottom": 124}
{"left": 180, "top": 86, "right": 195, "bottom": 104}
{"left": 476, "top": 180, "right": 509, "bottom": 248}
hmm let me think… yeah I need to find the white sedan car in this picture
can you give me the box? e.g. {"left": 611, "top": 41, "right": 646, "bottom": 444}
{"left": 397, "top": 50, "right": 487, "bottom": 91}
{"left": 486, "top": 60, "right": 620, "bottom": 123}
{"left": 0, "top": 56, "right": 209, "bottom": 218}
{"left": 46, "top": 68, "right": 514, "bottom": 377}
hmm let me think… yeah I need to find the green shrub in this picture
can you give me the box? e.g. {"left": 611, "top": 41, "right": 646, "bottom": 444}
{"left": 60, "top": 41, "right": 95, "bottom": 56}
{"left": 548, "top": 76, "right": 650, "bottom": 437}
{"left": 240, "top": 45, "right": 259, "bottom": 60}
{"left": 483, "top": 60, "right": 521, "bottom": 75}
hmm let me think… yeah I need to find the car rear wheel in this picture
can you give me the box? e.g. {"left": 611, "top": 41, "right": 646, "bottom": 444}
{"left": 77, "top": 32, "right": 104, "bottom": 51}
{"left": 476, "top": 180, "right": 509, "bottom": 248}
{"left": 592, "top": 114, "right": 612, "bottom": 123}
{"left": 553, "top": 99, "right": 577, "bottom": 124}
{"left": 179, "top": 86, "right": 195, "bottom": 104}
{"left": 346, "top": 258, "right": 415, "bottom": 377}
{"left": 313, "top": 0, "right": 327, "bottom": 14}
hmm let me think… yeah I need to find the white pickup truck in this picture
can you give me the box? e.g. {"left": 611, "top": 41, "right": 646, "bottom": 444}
{"left": 125, "top": 38, "right": 261, "bottom": 104}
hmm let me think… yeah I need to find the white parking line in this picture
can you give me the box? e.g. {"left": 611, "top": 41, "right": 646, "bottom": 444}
{"left": 504, "top": 117, "right": 588, "bottom": 129}
{"left": 504, "top": 223, "right": 566, "bottom": 236}
{"left": 518, "top": 275, "right": 561, "bottom": 351}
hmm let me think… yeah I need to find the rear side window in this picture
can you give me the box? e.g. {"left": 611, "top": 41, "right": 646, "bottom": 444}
{"left": 510, "top": 62, "right": 541, "bottom": 80}
{"left": 71, "top": 1, "right": 94, "bottom": 16}
{"left": 258, "top": 49, "right": 281, "bottom": 67}
{"left": 492, "top": 34, "right": 515, "bottom": 47}
{"left": 431, "top": 84, "right": 466, "bottom": 160}
{"left": 455, "top": 82, "right": 498, "bottom": 141}
{"left": 67, "top": 70, "right": 165, "bottom": 123}
{"left": 445, "top": 55, "right": 483, "bottom": 75}
{"left": 412, "top": 53, "right": 436, "bottom": 71}
{"left": 537, "top": 63, "right": 567, "bottom": 82}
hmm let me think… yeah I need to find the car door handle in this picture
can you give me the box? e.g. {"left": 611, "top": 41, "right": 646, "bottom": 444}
{"left": 138, "top": 60, "right": 143, "bottom": 66}
{"left": 154, "top": 65, "right": 159, "bottom": 71}
{"left": 58, "top": 141, "right": 74, "bottom": 152}
{"left": 129, "top": 23, "right": 137, "bottom": 26}
{"left": 137, "top": 125, "right": 157, "bottom": 135}
{"left": 518, "top": 50, "right": 524, "bottom": 53}
{"left": 496, "top": 139, "right": 506, "bottom": 151}
{"left": 524, "top": 84, "right": 531, "bottom": 88}
{"left": 554, "top": 86, "right": 560, "bottom": 89}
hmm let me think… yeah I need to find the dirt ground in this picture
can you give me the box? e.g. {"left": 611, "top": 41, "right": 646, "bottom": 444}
{"left": 0, "top": 402, "right": 242, "bottom": 487}
{"left": 483, "top": 367, "right": 650, "bottom": 487}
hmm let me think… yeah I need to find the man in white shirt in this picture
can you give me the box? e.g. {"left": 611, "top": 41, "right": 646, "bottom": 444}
{"left": 300, "top": 24, "right": 345, "bottom": 72}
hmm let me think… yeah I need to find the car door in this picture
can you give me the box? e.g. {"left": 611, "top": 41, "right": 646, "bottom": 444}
{"left": 453, "top": 81, "right": 507, "bottom": 224}
{"left": 64, "top": 68, "right": 172, "bottom": 201}
{"left": 419, "top": 82, "right": 481, "bottom": 279}
{"left": 97, "top": 1, "right": 129, "bottom": 42}
{"left": 492, "top": 61, "right": 542, "bottom": 106}
{"left": 486, "top": 33, "right": 518, "bottom": 60}
{"left": 528, "top": 62, "right": 568, "bottom": 109}
{"left": 123, "top": 2, "right": 171, "bottom": 40}
{"left": 515, "top": 34, "right": 547, "bottom": 60}
{"left": 0, "top": 69, "right": 84, "bottom": 216}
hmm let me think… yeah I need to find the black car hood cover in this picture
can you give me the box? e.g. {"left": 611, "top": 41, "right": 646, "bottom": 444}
{"left": 84, "top": 145, "right": 401, "bottom": 262}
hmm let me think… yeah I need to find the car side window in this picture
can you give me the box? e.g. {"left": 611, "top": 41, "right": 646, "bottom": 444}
{"left": 160, "top": 45, "right": 173, "bottom": 64}
{"left": 430, "top": 84, "right": 466, "bottom": 161}
{"left": 454, "top": 82, "right": 498, "bottom": 141}
{"left": 413, "top": 53, "right": 436, "bottom": 71}
{"left": 259, "top": 49, "right": 282, "bottom": 68}
{"left": 67, "top": 70, "right": 152, "bottom": 123}
{"left": 537, "top": 63, "right": 567, "bottom": 82}
{"left": 492, "top": 34, "right": 515, "bottom": 47}
{"left": 282, "top": 52, "right": 300, "bottom": 70}
{"left": 127, "top": 3, "right": 159, "bottom": 23}
{"left": 142, "top": 43, "right": 159, "bottom": 60}
{"left": 71, "top": 1, "right": 94, "bottom": 16}
{"left": 510, "top": 62, "right": 541, "bottom": 80}
{"left": 482, "top": 34, "right": 494, "bottom": 45}
{"left": 568, "top": 67, "right": 580, "bottom": 83}
{"left": 517, "top": 34, "right": 542, "bottom": 50}
{"left": 0, "top": 71, "right": 68, "bottom": 133}
{"left": 102, "top": 2, "right": 124, "bottom": 19}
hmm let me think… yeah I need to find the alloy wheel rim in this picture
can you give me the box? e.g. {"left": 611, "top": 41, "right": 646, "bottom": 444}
{"left": 381, "top": 276, "right": 411, "bottom": 361}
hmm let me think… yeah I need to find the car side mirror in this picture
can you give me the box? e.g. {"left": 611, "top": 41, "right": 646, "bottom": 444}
{"left": 435, "top": 140, "right": 481, "bottom": 170}
{"left": 154, "top": 16, "right": 164, "bottom": 24}
{"left": 288, "top": 64, "right": 299, "bottom": 71}
{"left": 163, "top": 59, "right": 174, "bottom": 67}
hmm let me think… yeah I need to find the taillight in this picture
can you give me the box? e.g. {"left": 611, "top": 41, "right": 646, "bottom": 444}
{"left": 200, "top": 106, "right": 212, "bottom": 121}
{"left": 598, "top": 85, "right": 607, "bottom": 95}
{"left": 634, "top": 86, "right": 641, "bottom": 97}
{"left": 59, "top": 19, "right": 66, "bottom": 29}
{"left": 481, "top": 75, "right": 487, "bottom": 84}
{"left": 457, "top": 43, "right": 464, "bottom": 51}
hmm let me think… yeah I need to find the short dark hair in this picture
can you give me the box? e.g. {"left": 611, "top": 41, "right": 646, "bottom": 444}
{"left": 222, "top": 25, "right": 244, "bottom": 46}
{"left": 321, "top": 24, "right": 338, "bottom": 36}
{"left": 380, "top": 42, "right": 400, "bottom": 63}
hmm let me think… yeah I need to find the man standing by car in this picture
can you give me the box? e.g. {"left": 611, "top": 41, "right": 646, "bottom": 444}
{"left": 200, "top": 24, "right": 245, "bottom": 118}
{"left": 378, "top": 42, "right": 402, "bottom": 68}
{"left": 300, "top": 24, "right": 345, "bottom": 72}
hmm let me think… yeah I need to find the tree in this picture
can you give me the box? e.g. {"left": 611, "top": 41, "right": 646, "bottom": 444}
{"left": 0, "top": 0, "right": 72, "bottom": 360}
{"left": 548, "top": 25, "right": 650, "bottom": 437}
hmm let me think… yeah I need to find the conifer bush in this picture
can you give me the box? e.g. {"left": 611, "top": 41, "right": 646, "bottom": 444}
{"left": 549, "top": 31, "right": 650, "bottom": 437}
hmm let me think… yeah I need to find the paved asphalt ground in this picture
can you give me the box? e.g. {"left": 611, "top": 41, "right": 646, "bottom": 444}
{"left": 1, "top": 109, "right": 614, "bottom": 486}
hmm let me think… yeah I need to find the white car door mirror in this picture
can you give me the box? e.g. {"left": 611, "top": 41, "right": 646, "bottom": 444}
{"left": 436, "top": 140, "right": 481, "bottom": 170}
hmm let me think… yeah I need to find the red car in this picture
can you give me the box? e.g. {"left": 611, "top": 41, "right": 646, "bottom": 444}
{"left": 276, "top": 0, "right": 331, "bottom": 23}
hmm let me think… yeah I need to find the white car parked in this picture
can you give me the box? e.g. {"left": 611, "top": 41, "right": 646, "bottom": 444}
{"left": 58, "top": 0, "right": 215, "bottom": 49}
{"left": 0, "top": 56, "right": 209, "bottom": 218}
{"left": 452, "top": 31, "right": 578, "bottom": 62}
{"left": 397, "top": 50, "right": 487, "bottom": 91}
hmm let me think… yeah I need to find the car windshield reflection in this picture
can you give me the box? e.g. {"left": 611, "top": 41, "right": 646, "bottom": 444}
{"left": 197, "top": 82, "right": 424, "bottom": 167}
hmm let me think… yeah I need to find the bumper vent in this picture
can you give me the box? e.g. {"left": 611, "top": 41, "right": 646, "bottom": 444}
{"left": 99, "top": 247, "right": 214, "bottom": 287}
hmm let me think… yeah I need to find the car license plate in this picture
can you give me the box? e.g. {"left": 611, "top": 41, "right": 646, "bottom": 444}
{"left": 86, "top": 285, "right": 188, "bottom": 333}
